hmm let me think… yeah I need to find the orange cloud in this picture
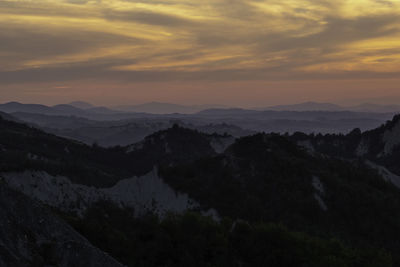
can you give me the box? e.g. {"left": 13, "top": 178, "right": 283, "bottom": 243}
{"left": 1, "top": 0, "right": 400, "bottom": 105}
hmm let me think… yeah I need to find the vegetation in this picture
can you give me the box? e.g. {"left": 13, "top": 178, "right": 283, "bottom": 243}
{"left": 0, "top": 117, "right": 137, "bottom": 186}
{"left": 3, "top": 115, "right": 400, "bottom": 266}
{"left": 0, "top": 119, "right": 218, "bottom": 187}
{"left": 63, "top": 202, "right": 392, "bottom": 267}
{"left": 160, "top": 133, "right": 400, "bottom": 265}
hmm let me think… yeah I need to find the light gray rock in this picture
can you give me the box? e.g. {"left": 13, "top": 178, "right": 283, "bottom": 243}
{"left": 0, "top": 181, "right": 124, "bottom": 267}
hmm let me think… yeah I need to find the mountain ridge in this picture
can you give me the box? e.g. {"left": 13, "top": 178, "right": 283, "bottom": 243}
{"left": 2, "top": 111, "right": 400, "bottom": 266}
{"left": 262, "top": 101, "right": 400, "bottom": 113}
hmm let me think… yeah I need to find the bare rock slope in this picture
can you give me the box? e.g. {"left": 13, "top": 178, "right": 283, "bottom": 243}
{"left": 0, "top": 181, "right": 124, "bottom": 267}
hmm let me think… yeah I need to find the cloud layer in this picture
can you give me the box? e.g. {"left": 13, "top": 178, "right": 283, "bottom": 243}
{"left": 1, "top": 0, "right": 400, "bottom": 104}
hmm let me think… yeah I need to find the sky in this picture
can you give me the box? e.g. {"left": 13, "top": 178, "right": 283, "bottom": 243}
{"left": 1, "top": 0, "right": 400, "bottom": 107}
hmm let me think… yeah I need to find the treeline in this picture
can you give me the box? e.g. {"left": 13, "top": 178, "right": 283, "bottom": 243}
{"left": 63, "top": 201, "right": 392, "bottom": 267}
{"left": 0, "top": 117, "right": 145, "bottom": 186}
{"left": 0, "top": 119, "right": 219, "bottom": 187}
{"left": 159, "top": 133, "right": 400, "bottom": 265}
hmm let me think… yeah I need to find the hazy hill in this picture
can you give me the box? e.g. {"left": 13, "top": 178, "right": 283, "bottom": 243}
{"left": 115, "top": 102, "right": 227, "bottom": 114}
{"left": 195, "top": 109, "right": 393, "bottom": 134}
{"left": 0, "top": 111, "right": 18, "bottom": 122}
{"left": 196, "top": 108, "right": 393, "bottom": 120}
{"left": 9, "top": 112, "right": 250, "bottom": 147}
{"left": 0, "top": 102, "right": 92, "bottom": 117}
{"left": 2, "top": 102, "right": 395, "bottom": 135}
{"left": 265, "top": 101, "right": 343, "bottom": 111}
{"left": 68, "top": 101, "right": 94, "bottom": 109}
{"left": 350, "top": 103, "right": 400, "bottom": 113}
{"left": 0, "top": 102, "right": 56, "bottom": 114}
{"left": 261, "top": 101, "right": 400, "bottom": 113}
{"left": 0, "top": 102, "right": 159, "bottom": 121}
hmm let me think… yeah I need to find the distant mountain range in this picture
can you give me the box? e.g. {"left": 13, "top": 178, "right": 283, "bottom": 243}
{"left": 0, "top": 102, "right": 156, "bottom": 121}
{"left": 2, "top": 101, "right": 400, "bottom": 117}
{"left": 1, "top": 102, "right": 397, "bottom": 141}
{"left": 113, "top": 102, "right": 228, "bottom": 114}
{"left": 68, "top": 100, "right": 400, "bottom": 114}
{"left": 263, "top": 102, "right": 343, "bottom": 111}
{"left": 263, "top": 101, "right": 400, "bottom": 113}
{"left": 349, "top": 103, "right": 400, "bottom": 113}
{"left": 0, "top": 101, "right": 229, "bottom": 118}
{"left": 0, "top": 102, "right": 95, "bottom": 116}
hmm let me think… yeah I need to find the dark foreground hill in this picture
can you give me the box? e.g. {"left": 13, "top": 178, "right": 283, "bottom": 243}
{"left": 0, "top": 116, "right": 226, "bottom": 187}
{"left": 1, "top": 113, "right": 400, "bottom": 266}
{"left": 291, "top": 114, "right": 400, "bottom": 177}
{"left": 0, "top": 181, "right": 123, "bottom": 266}
{"left": 159, "top": 132, "right": 400, "bottom": 265}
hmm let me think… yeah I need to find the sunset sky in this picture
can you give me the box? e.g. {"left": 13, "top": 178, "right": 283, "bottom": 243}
{"left": 1, "top": 0, "right": 400, "bottom": 106}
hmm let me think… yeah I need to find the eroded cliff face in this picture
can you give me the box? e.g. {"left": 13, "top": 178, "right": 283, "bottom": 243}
{"left": 0, "top": 169, "right": 202, "bottom": 217}
{"left": 292, "top": 115, "right": 400, "bottom": 183}
{"left": 0, "top": 182, "right": 124, "bottom": 267}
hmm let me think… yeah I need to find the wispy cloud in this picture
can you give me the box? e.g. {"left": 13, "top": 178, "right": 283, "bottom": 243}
{"left": 0, "top": 0, "right": 399, "bottom": 84}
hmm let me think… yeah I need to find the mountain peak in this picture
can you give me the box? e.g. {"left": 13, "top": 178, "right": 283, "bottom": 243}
{"left": 68, "top": 101, "right": 94, "bottom": 109}
{"left": 2, "top": 101, "right": 27, "bottom": 107}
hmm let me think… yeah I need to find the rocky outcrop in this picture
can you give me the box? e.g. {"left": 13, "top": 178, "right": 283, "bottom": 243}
{"left": 0, "top": 181, "right": 124, "bottom": 267}
{"left": 1, "top": 169, "right": 216, "bottom": 218}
